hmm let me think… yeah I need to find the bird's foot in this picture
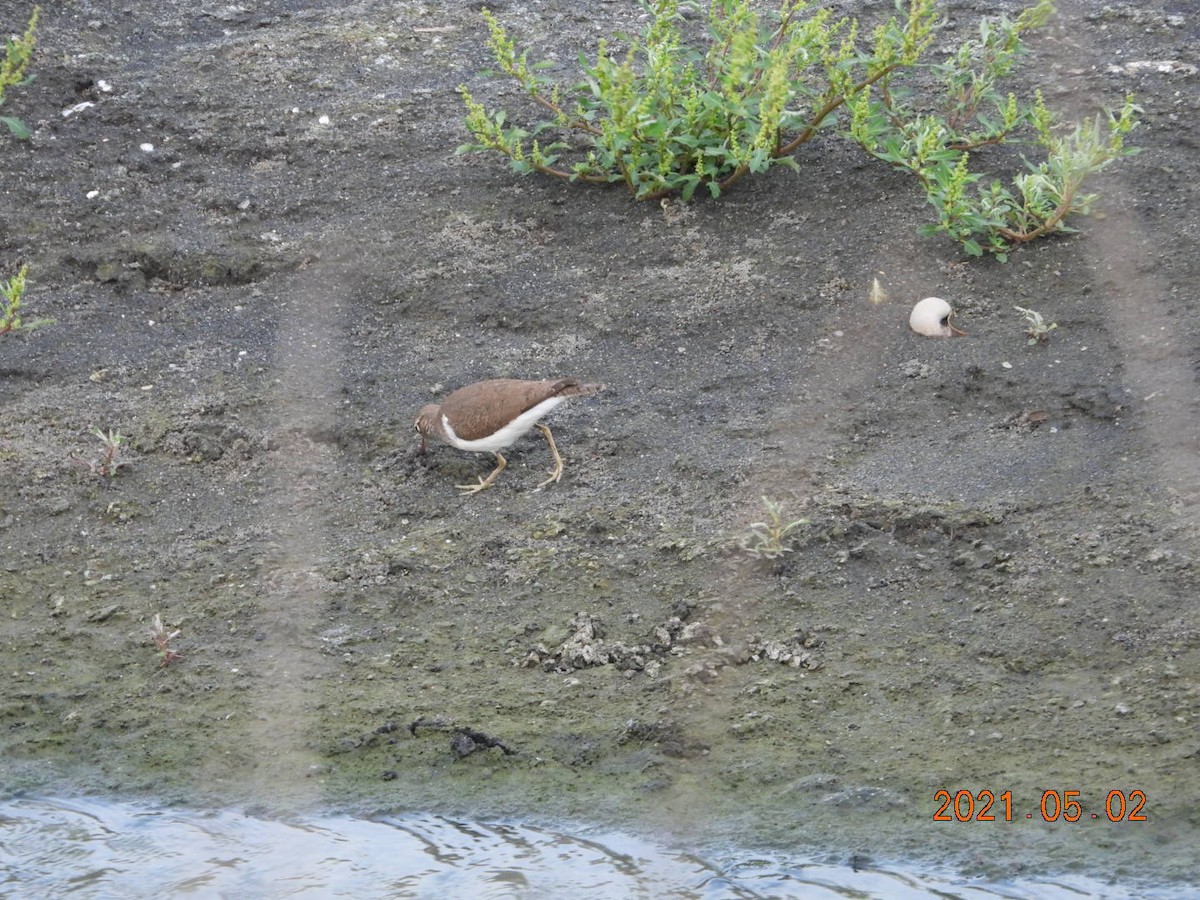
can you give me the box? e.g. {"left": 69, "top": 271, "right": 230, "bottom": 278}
{"left": 456, "top": 477, "right": 493, "bottom": 495}
{"left": 457, "top": 453, "right": 506, "bottom": 495}
{"left": 535, "top": 467, "right": 563, "bottom": 490}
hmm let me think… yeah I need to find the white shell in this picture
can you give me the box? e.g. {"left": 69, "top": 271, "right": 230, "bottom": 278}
{"left": 910, "top": 296, "right": 959, "bottom": 337}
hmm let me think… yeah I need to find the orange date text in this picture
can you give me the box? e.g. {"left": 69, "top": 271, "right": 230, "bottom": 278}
{"left": 932, "top": 789, "right": 1147, "bottom": 822}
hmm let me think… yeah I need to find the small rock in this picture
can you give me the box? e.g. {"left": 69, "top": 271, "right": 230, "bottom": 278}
{"left": 450, "top": 733, "right": 478, "bottom": 758}
{"left": 86, "top": 604, "right": 120, "bottom": 623}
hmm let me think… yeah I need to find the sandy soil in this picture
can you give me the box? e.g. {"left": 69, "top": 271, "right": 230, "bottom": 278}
{"left": 2, "top": 0, "right": 1198, "bottom": 888}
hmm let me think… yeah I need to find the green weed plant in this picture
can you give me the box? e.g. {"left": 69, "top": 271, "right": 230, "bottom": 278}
{"left": 2, "top": 6, "right": 39, "bottom": 139}
{"left": 458, "top": 0, "right": 1138, "bottom": 259}
{"left": 1, "top": 265, "right": 53, "bottom": 335}
{"left": 1014, "top": 305, "right": 1057, "bottom": 344}
{"left": 740, "top": 496, "right": 808, "bottom": 559}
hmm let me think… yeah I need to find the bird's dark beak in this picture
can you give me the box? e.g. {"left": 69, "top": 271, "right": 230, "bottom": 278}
{"left": 417, "top": 432, "right": 427, "bottom": 455}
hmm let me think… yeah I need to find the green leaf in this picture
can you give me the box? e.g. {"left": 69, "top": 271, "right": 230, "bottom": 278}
{"left": 962, "top": 239, "right": 983, "bottom": 256}
{"left": 639, "top": 119, "right": 667, "bottom": 140}
{"left": 0, "top": 116, "right": 31, "bottom": 140}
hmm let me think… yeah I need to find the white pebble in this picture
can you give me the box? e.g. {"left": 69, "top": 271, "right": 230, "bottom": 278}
{"left": 62, "top": 101, "right": 95, "bottom": 117}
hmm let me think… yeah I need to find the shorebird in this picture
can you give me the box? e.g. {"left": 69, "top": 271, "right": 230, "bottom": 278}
{"left": 415, "top": 378, "right": 604, "bottom": 494}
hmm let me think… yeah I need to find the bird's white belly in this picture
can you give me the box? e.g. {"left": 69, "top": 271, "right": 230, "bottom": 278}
{"left": 442, "top": 396, "right": 565, "bottom": 452}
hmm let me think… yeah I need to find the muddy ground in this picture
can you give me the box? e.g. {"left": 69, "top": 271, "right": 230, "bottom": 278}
{"left": 2, "top": 0, "right": 1198, "bottom": 889}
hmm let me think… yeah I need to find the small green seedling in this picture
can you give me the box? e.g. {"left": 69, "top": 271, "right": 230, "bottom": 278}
{"left": 149, "top": 613, "right": 183, "bottom": 667}
{"left": 77, "top": 427, "right": 129, "bottom": 478}
{"left": 1014, "top": 305, "right": 1057, "bottom": 344}
{"left": 740, "top": 496, "right": 809, "bottom": 560}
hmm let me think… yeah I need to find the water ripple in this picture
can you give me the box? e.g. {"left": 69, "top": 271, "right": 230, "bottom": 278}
{"left": 0, "top": 798, "right": 1187, "bottom": 899}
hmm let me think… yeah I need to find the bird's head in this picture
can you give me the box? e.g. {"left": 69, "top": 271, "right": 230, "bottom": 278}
{"left": 414, "top": 404, "right": 440, "bottom": 454}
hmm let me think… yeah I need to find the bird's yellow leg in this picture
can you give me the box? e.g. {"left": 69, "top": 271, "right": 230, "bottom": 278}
{"left": 458, "top": 452, "right": 506, "bottom": 494}
{"left": 535, "top": 424, "right": 564, "bottom": 489}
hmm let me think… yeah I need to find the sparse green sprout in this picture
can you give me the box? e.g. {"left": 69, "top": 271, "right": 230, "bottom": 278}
{"left": 740, "top": 496, "right": 809, "bottom": 560}
{"left": 460, "top": 1, "right": 1138, "bottom": 258}
{"left": 1014, "top": 305, "right": 1057, "bottom": 344}
{"left": 149, "top": 613, "right": 184, "bottom": 668}
{"left": 1, "top": 264, "right": 53, "bottom": 335}
{"left": 1, "top": 6, "right": 40, "bottom": 139}
{"left": 80, "top": 427, "right": 129, "bottom": 478}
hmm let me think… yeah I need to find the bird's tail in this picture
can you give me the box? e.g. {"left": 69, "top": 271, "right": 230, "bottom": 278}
{"left": 552, "top": 379, "right": 604, "bottom": 398}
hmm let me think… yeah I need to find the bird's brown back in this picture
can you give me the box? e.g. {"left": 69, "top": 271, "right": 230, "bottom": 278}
{"left": 438, "top": 378, "right": 603, "bottom": 442}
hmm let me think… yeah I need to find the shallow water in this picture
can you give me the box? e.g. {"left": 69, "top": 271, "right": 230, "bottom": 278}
{"left": 0, "top": 798, "right": 1186, "bottom": 899}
